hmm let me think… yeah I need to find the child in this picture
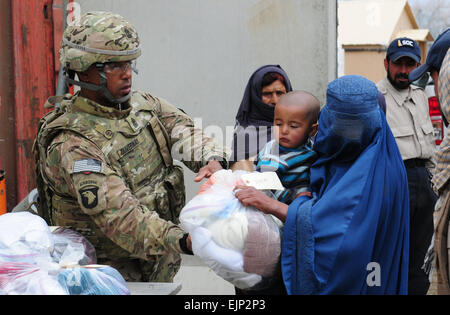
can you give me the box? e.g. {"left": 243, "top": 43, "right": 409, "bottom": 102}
{"left": 235, "top": 90, "right": 320, "bottom": 221}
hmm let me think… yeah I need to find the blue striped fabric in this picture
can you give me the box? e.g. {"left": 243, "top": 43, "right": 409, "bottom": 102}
{"left": 255, "top": 139, "right": 317, "bottom": 204}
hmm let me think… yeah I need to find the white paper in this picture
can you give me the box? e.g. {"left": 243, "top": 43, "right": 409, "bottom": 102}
{"left": 240, "top": 172, "right": 284, "bottom": 190}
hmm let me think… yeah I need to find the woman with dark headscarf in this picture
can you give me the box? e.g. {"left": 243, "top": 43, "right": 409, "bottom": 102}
{"left": 230, "top": 65, "right": 293, "bottom": 170}
{"left": 280, "top": 75, "right": 410, "bottom": 294}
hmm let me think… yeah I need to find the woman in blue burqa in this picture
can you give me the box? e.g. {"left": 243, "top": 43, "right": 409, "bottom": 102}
{"left": 281, "top": 75, "right": 410, "bottom": 294}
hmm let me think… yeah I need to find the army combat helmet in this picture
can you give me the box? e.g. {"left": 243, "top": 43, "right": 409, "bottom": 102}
{"left": 60, "top": 11, "right": 141, "bottom": 104}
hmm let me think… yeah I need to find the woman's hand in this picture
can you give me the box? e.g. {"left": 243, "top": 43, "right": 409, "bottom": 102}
{"left": 234, "top": 185, "right": 288, "bottom": 222}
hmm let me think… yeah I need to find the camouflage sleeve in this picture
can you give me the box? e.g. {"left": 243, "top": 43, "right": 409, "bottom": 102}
{"left": 45, "top": 132, "right": 186, "bottom": 259}
{"left": 151, "top": 95, "right": 229, "bottom": 173}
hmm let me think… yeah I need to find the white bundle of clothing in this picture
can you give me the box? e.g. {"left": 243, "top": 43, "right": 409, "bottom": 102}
{"left": 179, "top": 170, "right": 282, "bottom": 289}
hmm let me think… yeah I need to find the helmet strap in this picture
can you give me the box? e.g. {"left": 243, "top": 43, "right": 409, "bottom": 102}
{"left": 64, "top": 64, "right": 132, "bottom": 105}
{"left": 95, "top": 63, "right": 132, "bottom": 104}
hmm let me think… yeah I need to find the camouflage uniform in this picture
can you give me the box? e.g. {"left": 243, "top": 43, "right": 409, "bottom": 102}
{"left": 33, "top": 12, "right": 227, "bottom": 282}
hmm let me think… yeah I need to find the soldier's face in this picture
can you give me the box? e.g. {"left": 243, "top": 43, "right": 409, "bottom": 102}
{"left": 103, "top": 61, "right": 133, "bottom": 98}
{"left": 79, "top": 62, "right": 133, "bottom": 106}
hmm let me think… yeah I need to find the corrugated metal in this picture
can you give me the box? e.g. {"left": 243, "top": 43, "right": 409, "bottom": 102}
{"left": 11, "top": 0, "right": 56, "bottom": 204}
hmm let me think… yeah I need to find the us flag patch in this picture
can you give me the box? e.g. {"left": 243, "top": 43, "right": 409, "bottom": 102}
{"left": 73, "top": 159, "right": 102, "bottom": 173}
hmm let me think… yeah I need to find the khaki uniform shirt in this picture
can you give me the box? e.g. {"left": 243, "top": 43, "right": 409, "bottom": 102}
{"left": 377, "top": 77, "right": 436, "bottom": 161}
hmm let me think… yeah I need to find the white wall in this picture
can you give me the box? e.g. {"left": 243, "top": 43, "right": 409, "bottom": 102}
{"left": 75, "top": 0, "right": 337, "bottom": 200}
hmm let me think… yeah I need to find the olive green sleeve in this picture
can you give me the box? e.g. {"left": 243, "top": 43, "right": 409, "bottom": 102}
{"left": 46, "top": 132, "right": 186, "bottom": 259}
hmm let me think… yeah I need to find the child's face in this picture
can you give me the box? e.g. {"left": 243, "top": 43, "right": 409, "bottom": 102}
{"left": 273, "top": 103, "right": 316, "bottom": 148}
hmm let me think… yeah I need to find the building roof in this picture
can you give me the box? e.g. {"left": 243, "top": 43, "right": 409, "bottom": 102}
{"left": 394, "top": 29, "right": 434, "bottom": 42}
{"left": 338, "top": 0, "right": 429, "bottom": 46}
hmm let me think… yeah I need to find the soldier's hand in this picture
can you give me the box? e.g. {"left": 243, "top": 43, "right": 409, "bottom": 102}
{"left": 194, "top": 160, "right": 223, "bottom": 182}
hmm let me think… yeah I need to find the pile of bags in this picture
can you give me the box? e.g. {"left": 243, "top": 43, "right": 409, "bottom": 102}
{"left": 180, "top": 170, "right": 282, "bottom": 290}
{"left": 0, "top": 212, "right": 129, "bottom": 295}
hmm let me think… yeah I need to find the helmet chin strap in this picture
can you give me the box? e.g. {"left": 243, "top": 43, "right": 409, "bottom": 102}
{"left": 65, "top": 64, "right": 132, "bottom": 105}
{"left": 95, "top": 63, "right": 132, "bottom": 104}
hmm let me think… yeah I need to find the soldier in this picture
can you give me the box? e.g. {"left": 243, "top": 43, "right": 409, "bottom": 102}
{"left": 33, "top": 11, "right": 228, "bottom": 282}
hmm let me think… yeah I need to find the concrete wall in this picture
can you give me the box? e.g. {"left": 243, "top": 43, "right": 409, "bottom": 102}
{"left": 75, "top": 0, "right": 337, "bottom": 200}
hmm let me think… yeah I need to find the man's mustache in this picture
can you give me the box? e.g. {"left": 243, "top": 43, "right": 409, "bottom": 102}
{"left": 395, "top": 73, "right": 409, "bottom": 80}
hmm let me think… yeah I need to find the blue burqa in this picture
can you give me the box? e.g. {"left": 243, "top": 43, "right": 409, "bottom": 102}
{"left": 282, "top": 75, "right": 409, "bottom": 294}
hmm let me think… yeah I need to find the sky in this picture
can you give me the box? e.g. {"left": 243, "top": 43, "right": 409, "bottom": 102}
{"left": 408, "top": 0, "right": 449, "bottom": 38}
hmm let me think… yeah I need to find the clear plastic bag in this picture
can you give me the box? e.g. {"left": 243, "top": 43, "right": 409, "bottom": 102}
{"left": 0, "top": 261, "right": 66, "bottom": 295}
{"left": 180, "top": 169, "right": 282, "bottom": 289}
{"left": 0, "top": 212, "right": 128, "bottom": 295}
{"left": 0, "top": 213, "right": 94, "bottom": 267}
{"left": 51, "top": 227, "right": 97, "bottom": 266}
{"left": 57, "top": 266, "right": 130, "bottom": 295}
{"left": 0, "top": 212, "right": 53, "bottom": 265}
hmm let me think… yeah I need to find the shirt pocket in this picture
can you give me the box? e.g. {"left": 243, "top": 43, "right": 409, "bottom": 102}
{"left": 390, "top": 125, "right": 415, "bottom": 138}
{"left": 116, "top": 133, "right": 163, "bottom": 192}
{"left": 421, "top": 122, "right": 434, "bottom": 137}
{"left": 422, "top": 122, "right": 437, "bottom": 156}
{"left": 163, "top": 165, "right": 186, "bottom": 222}
{"left": 390, "top": 125, "right": 416, "bottom": 158}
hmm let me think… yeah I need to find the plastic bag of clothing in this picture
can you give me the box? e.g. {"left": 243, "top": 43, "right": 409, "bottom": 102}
{"left": 0, "top": 213, "right": 93, "bottom": 267}
{"left": 0, "top": 212, "right": 53, "bottom": 254}
{"left": 51, "top": 227, "right": 97, "bottom": 266}
{"left": 57, "top": 265, "right": 130, "bottom": 295}
{"left": 0, "top": 212, "right": 55, "bottom": 266}
{"left": 179, "top": 169, "right": 282, "bottom": 289}
{"left": 0, "top": 261, "right": 66, "bottom": 295}
{"left": 0, "top": 212, "right": 128, "bottom": 295}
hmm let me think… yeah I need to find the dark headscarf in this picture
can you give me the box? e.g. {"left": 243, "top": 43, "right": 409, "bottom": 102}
{"left": 231, "top": 65, "right": 293, "bottom": 162}
{"left": 235, "top": 64, "right": 293, "bottom": 127}
{"left": 282, "top": 75, "right": 409, "bottom": 294}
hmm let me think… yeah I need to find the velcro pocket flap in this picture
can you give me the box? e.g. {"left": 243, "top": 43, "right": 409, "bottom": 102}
{"left": 390, "top": 126, "right": 415, "bottom": 137}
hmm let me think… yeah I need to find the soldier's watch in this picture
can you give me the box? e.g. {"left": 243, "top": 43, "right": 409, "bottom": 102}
{"left": 179, "top": 233, "right": 193, "bottom": 255}
{"left": 208, "top": 156, "right": 228, "bottom": 170}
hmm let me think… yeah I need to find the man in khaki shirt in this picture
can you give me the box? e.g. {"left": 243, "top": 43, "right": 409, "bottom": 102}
{"left": 377, "top": 37, "right": 437, "bottom": 295}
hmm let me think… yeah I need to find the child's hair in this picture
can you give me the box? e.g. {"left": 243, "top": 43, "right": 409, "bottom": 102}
{"left": 278, "top": 90, "right": 321, "bottom": 125}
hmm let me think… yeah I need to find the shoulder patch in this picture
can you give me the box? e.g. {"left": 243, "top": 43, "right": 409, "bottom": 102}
{"left": 79, "top": 187, "right": 99, "bottom": 209}
{"left": 73, "top": 159, "right": 102, "bottom": 173}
